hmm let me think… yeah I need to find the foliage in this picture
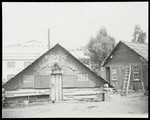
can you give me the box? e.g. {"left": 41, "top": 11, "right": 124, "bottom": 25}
{"left": 79, "top": 57, "right": 90, "bottom": 66}
{"left": 131, "top": 24, "right": 146, "bottom": 43}
{"left": 85, "top": 27, "right": 116, "bottom": 74}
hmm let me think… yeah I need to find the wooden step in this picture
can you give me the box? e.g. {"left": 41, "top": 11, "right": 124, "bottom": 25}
{"left": 123, "top": 87, "right": 127, "bottom": 90}
{"left": 124, "top": 77, "right": 129, "bottom": 79}
{"left": 122, "top": 87, "right": 127, "bottom": 90}
{"left": 124, "top": 82, "right": 128, "bottom": 84}
{"left": 123, "top": 85, "right": 127, "bottom": 87}
{"left": 122, "top": 88, "right": 127, "bottom": 91}
{"left": 123, "top": 85, "right": 127, "bottom": 88}
{"left": 124, "top": 80, "right": 128, "bottom": 82}
{"left": 125, "top": 69, "right": 130, "bottom": 71}
{"left": 124, "top": 81, "right": 128, "bottom": 83}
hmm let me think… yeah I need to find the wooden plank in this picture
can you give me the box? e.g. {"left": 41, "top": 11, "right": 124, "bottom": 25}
{"left": 64, "top": 95, "right": 97, "bottom": 100}
{"left": 51, "top": 75, "right": 55, "bottom": 101}
{"left": 55, "top": 75, "right": 58, "bottom": 101}
{"left": 5, "top": 89, "right": 50, "bottom": 98}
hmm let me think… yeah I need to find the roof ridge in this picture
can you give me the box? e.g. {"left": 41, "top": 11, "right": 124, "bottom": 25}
{"left": 121, "top": 40, "right": 148, "bottom": 45}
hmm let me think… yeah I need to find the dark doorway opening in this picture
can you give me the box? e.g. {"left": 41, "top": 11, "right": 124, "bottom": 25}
{"left": 106, "top": 67, "right": 110, "bottom": 83}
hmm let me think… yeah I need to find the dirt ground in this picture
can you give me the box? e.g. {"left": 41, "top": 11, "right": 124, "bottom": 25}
{"left": 2, "top": 92, "right": 148, "bottom": 118}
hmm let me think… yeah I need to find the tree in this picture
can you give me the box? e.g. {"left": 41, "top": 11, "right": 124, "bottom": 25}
{"left": 132, "top": 25, "right": 146, "bottom": 43}
{"left": 85, "top": 27, "right": 116, "bottom": 75}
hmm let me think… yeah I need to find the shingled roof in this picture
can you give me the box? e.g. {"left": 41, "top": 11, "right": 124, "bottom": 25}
{"left": 123, "top": 41, "right": 148, "bottom": 61}
{"left": 101, "top": 41, "right": 148, "bottom": 66}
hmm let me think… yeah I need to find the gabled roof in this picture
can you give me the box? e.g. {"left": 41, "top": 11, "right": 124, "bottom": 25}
{"left": 101, "top": 41, "right": 148, "bottom": 66}
{"left": 3, "top": 43, "right": 112, "bottom": 87}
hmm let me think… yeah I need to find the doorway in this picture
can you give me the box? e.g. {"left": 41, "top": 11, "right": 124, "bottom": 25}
{"left": 51, "top": 73, "right": 63, "bottom": 101}
{"left": 106, "top": 67, "right": 110, "bottom": 83}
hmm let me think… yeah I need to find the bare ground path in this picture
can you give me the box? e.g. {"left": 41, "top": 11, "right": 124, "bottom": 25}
{"left": 2, "top": 92, "right": 148, "bottom": 118}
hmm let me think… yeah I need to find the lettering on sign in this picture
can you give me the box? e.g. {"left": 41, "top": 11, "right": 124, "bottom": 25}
{"left": 44, "top": 55, "right": 67, "bottom": 60}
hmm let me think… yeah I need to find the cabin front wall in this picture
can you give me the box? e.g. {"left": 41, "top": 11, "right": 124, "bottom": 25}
{"left": 3, "top": 45, "right": 105, "bottom": 102}
{"left": 105, "top": 62, "right": 144, "bottom": 91}
{"left": 142, "top": 64, "right": 148, "bottom": 91}
{"left": 104, "top": 43, "right": 146, "bottom": 91}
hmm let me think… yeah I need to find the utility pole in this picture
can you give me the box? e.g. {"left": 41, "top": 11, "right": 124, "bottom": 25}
{"left": 48, "top": 28, "right": 50, "bottom": 50}
{"left": 48, "top": 28, "right": 51, "bottom": 102}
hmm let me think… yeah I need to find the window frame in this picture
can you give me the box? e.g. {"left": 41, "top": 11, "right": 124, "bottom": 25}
{"left": 7, "top": 62, "right": 15, "bottom": 68}
{"left": 132, "top": 65, "right": 140, "bottom": 81}
{"left": 77, "top": 73, "right": 88, "bottom": 81}
{"left": 111, "top": 67, "right": 117, "bottom": 81}
{"left": 23, "top": 75, "right": 34, "bottom": 88}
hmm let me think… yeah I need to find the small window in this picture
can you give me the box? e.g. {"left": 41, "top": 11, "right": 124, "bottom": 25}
{"left": 133, "top": 65, "right": 140, "bottom": 81}
{"left": 24, "top": 62, "right": 32, "bottom": 68}
{"left": 23, "top": 75, "right": 34, "bottom": 88}
{"left": 7, "top": 74, "right": 15, "bottom": 80}
{"left": 77, "top": 73, "right": 88, "bottom": 81}
{"left": 7, "top": 62, "right": 15, "bottom": 68}
{"left": 111, "top": 68, "right": 117, "bottom": 81}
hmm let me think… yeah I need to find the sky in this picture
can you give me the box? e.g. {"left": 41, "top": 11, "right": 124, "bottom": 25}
{"left": 2, "top": 2, "right": 148, "bottom": 50}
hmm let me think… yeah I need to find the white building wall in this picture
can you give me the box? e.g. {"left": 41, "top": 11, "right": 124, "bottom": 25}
{"left": 2, "top": 60, "right": 35, "bottom": 83}
{"left": 2, "top": 41, "right": 48, "bottom": 83}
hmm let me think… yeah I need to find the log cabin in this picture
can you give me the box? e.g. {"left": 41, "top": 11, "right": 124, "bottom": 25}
{"left": 3, "top": 43, "right": 111, "bottom": 104}
{"left": 101, "top": 41, "right": 148, "bottom": 92}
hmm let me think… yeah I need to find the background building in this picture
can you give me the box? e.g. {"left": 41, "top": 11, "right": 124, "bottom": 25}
{"left": 101, "top": 41, "right": 148, "bottom": 91}
{"left": 2, "top": 41, "right": 48, "bottom": 83}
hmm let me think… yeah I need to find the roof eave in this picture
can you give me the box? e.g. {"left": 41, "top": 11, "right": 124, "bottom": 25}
{"left": 101, "top": 41, "right": 122, "bottom": 67}
{"left": 121, "top": 41, "right": 148, "bottom": 63}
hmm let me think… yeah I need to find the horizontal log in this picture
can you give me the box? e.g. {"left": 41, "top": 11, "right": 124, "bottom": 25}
{"left": 5, "top": 88, "right": 103, "bottom": 98}
{"left": 63, "top": 94, "right": 102, "bottom": 101}
{"left": 63, "top": 88, "right": 100, "bottom": 91}
{"left": 64, "top": 91, "right": 102, "bottom": 96}
{"left": 5, "top": 89, "right": 50, "bottom": 98}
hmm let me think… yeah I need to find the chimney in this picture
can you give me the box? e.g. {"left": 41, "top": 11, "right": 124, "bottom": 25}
{"left": 48, "top": 28, "right": 50, "bottom": 50}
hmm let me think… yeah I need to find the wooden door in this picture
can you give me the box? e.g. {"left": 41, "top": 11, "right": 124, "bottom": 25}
{"left": 51, "top": 74, "right": 63, "bottom": 101}
{"left": 106, "top": 67, "right": 110, "bottom": 83}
